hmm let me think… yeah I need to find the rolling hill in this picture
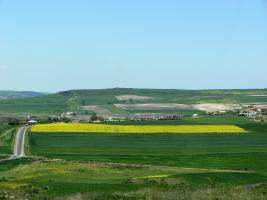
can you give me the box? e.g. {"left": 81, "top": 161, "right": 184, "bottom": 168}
{"left": 0, "top": 90, "right": 47, "bottom": 100}
{"left": 0, "top": 88, "right": 266, "bottom": 117}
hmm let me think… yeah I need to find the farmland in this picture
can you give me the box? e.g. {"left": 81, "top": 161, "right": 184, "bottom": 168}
{"left": 0, "top": 90, "right": 267, "bottom": 199}
{"left": 27, "top": 116, "right": 267, "bottom": 169}
{"left": 30, "top": 123, "right": 246, "bottom": 134}
{"left": 0, "top": 119, "right": 266, "bottom": 199}
{"left": 23, "top": 116, "right": 267, "bottom": 198}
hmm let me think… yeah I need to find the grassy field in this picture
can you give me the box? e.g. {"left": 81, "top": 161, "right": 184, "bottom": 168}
{"left": 28, "top": 127, "right": 267, "bottom": 170}
{"left": 0, "top": 94, "right": 68, "bottom": 115}
{"left": 1, "top": 158, "right": 266, "bottom": 199}
{"left": 31, "top": 123, "right": 246, "bottom": 133}
{"left": 0, "top": 125, "right": 16, "bottom": 156}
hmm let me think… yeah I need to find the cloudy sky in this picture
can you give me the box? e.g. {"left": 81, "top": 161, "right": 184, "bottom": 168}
{"left": 0, "top": 0, "right": 266, "bottom": 92}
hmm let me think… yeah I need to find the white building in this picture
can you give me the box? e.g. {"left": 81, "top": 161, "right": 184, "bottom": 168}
{"left": 192, "top": 114, "right": 199, "bottom": 118}
{"left": 28, "top": 120, "right": 37, "bottom": 125}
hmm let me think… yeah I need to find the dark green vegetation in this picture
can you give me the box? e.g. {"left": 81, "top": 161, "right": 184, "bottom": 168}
{"left": 0, "top": 125, "right": 16, "bottom": 156}
{"left": 0, "top": 88, "right": 266, "bottom": 116}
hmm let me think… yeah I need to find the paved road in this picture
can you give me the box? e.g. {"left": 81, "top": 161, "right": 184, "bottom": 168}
{"left": 12, "top": 125, "right": 29, "bottom": 158}
{"left": 0, "top": 125, "right": 29, "bottom": 161}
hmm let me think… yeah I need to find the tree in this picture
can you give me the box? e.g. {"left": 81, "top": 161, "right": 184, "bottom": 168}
{"left": 90, "top": 113, "right": 98, "bottom": 121}
{"left": 82, "top": 100, "right": 86, "bottom": 105}
{"left": 7, "top": 118, "right": 19, "bottom": 125}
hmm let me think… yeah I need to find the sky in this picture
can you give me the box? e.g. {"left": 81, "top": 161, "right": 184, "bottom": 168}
{"left": 0, "top": 0, "right": 266, "bottom": 92}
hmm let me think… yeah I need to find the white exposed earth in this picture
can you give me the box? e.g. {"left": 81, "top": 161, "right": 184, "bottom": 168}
{"left": 115, "top": 103, "right": 242, "bottom": 112}
{"left": 191, "top": 103, "right": 241, "bottom": 112}
{"left": 115, "top": 95, "right": 155, "bottom": 101}
{"left": 115, "top": 103, "right": 190, "bottom": 110}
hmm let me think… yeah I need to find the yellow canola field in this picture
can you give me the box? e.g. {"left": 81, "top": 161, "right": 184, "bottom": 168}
{"left": 30, "top": 123, "right": 246, "bottom": 134}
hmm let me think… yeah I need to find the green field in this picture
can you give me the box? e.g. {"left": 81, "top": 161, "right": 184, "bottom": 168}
{"left": 27, "top": 118, "right": 267, "bottom": 171}
{"left": 10, "top": 115, "right": 263, "bottom": 198}
{"left": 1, "top": 158, "right": 267, "bottom": 199}
{"left": 0, "top": 125, "right": 16, "bottom": 156}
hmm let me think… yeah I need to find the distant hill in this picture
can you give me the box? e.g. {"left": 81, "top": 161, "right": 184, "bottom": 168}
{"left": 0, "top": 90, "right": 47, "bottom": 100}
{"left": 0, "top": 88, "right": 266, "bottom": 116}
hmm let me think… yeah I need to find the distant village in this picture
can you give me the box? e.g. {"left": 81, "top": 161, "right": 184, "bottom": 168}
{"left": 238, "top": 104, "right": 267, "bottom": 119}
{"left": 22, "top": 104, "right": 267, "bottom": 125}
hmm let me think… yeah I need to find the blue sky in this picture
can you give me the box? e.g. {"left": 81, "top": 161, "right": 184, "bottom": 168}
{"left": 0, "top": 0, "right": 266, "bottom": 92}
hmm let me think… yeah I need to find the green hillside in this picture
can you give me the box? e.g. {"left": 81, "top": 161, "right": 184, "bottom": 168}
{"left": 0, "top": 88, "right": 266, "bottom": 116}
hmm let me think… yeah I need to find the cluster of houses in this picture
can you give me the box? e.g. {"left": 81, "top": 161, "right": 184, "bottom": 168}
{"left": 238, "top": 105, "right": 267, "bottom": 119}
{"left": 27, "top": 115, "right": 38, "bottom": 125}
{"left": 129, "top": 114, "right": 181, "bottom": 122}
{"left": 102, "top": 114, "right": 181, "bottom": 122}
{"left": 24, "top": 104, "right": 267, "bottom": 125}
{"left": 193, "top": 110, "right": 227, "bottom": 118}
{"left": 62, "top": 112, "right": 76, "bottom": 118}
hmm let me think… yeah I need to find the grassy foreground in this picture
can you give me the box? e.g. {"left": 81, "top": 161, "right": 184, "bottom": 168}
{"left": 0, "top": 158, "right": 267, "bottom": 199}
{"left": 31, "top": 123, "right": 246, "bottom": 133}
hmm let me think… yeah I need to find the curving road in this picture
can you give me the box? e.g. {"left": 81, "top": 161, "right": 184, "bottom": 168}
{"left": 12, "top": 125, "right": 29, "bottom": 158}
{"left": 0, "top": 125, "right": 29, "bottom": 161}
